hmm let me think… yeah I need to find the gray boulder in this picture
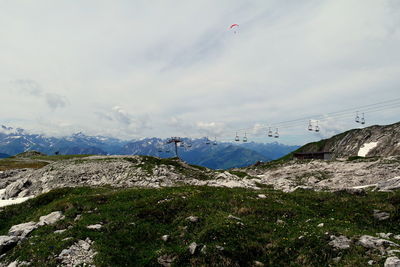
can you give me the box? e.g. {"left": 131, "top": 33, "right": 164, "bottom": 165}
{"left": 157, "top": 254, "right": 176, "bottom": 267}
{"left": 378, "top": 177, "right": 400, "bottom": 192}
{"left": 374, "top": 210, "right": 390, "bottom": 221}
{"left": 2, "top": 179, "right": 31, "bottom": 199}
{"left": 0, "top": 235, "right": 19, "bottom": 255}
{"left": 385, "top": 257, "right": 400, "bottom": 267}
{"left": 8, "top": 221, "right": 37, "bottom": 238}
{"left": 358, "top": 235, "right": 399, "bottom": 251}
{"left": 329, "top": 235, "right": 351, "bottom": 250}
{"left": 37, "top": 211, "right": 65, "bottom": 226}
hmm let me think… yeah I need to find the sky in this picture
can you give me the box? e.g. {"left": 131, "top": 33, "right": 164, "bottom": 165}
{"left": 1, "top": 0, "right": 400, "bottom": 145}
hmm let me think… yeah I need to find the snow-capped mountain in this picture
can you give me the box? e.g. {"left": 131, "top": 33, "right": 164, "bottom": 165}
{"left": 0, "top": 125, "right": 299, "bottom": 169}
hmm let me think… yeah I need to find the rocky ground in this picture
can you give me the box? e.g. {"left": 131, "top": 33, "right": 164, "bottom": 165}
{"left": 244, "top": 156, "right": 400, "bottom": 192}
{"left": 1, "top": 155, "right": 400, "bottom": 202}
{"left": 0, "top": 156, "right": 256, "bottom": 201}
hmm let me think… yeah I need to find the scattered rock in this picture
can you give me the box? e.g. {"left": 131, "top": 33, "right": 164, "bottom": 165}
{"left": 188, "top": 242, "right": 197, "bottom": 255}
{"left": 227, "top": 214, "right": 241, "bottom": 221}
{"left": 5, "top": 260, "right": 30, "bottom": 267}
{"left": 388, "top": 250, "right": 400, "bottom": 256}
{"left": 378, "top": 233, "right": 393, "bottom": 239}
{"left": 317, "top": 223, "right": 324, "bottom": 227}
{"left": 54, "top": 229, "right": 67, "bottom": 234}
{"left": 0, "top": 235, "right": 19, "bottom": 255}
{"left": 253, "top": 260, "right": 265, "bottom": 266}
{"left": 368, "top": 260, "right": 375, "bottom": 265}
{"left": 329, "top": 235, "right": 351, "bottom": 250}
{"left": 161, "top": 235, "right": 169, "bottom": 242}
{"left": 37, "top": 211, "right": 65, "bottom": 226}
{"left": 276, "top": 219, "right": 284, "bottom": 225}
{"left": 57, "top": 238, "right": 96, "bottom": 267}
{"left": 385, "top": 256, "right": 400, "bottom": 267}
{"left": 8, "top": 221, "right": 37, "bottom": 238}
{"left": 257, "top": 194, "right": 267, "bottom": 199}
{"left": 332, "top": 257, "right": 341, "bottom": 263}
{"left": 394, "top": 235, "right": 400, "bottom": 240}
{"left": 157, "top": 254, "right": 176, "bottom": 267}
{"left": 74, "top": 214, "right": 82, "bottom": 221}
{"left": 215, "top": 245, "right": 224, "bottom": 251}
{"left": 87, "top": 224, "right": 102, "bottom": 230}
{"left": 186, "top": 216, "right": 199, "bottom": 223}
{"left": 358, "top": 235, "right": 399, "bottom": 252}
{"left": 373, "top": 210, "right": 390, "bottom": 221}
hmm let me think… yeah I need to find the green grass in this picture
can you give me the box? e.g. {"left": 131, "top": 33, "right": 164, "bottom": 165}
{"left": 0, "top": 158, "right": 49, "bottom": 171}
{"left": 1, "top": 186, "right": 399, "bottom": 266}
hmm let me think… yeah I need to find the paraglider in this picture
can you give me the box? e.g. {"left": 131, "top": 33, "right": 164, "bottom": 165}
{"left": 229, "top": 24, "right": 239, "bottom": 34}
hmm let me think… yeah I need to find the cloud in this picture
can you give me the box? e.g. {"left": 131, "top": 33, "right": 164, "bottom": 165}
{"left": 12, "top": 79, "right": 43, "bottom": 96}
{"left": 45, "top": 93, "right": 67, "bottom": 110}
{"left": 1, "top": 1, "right": 400, "bottom": 144}
{"left": 12, "top": 79, "right": 68, "bottom": 111}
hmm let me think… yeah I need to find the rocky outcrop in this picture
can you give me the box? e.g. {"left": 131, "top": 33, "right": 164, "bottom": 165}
{"left": 57, "top": 238, "right": 96, "bottom": 267}
{"left": 295, "top": 122, "right": 400, "bottom": 158}
{"left": 0, "top": 156, "right": 257, "bottom": 200}
{"left": 0, "top": 211, "right": 64, "bottom": 257}
{"left": 248, "top": 156, "right": 400, "bottom": 192}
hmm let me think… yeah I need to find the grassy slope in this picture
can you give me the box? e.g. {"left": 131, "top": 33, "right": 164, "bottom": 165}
{"left": 1, "top": 186, "right": 399, "bottom": 266}
{"left": 0, "top": 155, "right": 93, "bottom": 171}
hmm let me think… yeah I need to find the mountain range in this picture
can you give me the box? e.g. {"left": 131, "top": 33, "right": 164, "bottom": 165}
{"left": 0, "top": 125, "right": 299, "bottom": 169}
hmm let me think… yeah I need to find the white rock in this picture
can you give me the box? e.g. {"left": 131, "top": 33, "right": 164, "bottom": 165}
{"left": 385, "top": 256, "right": 400, "bottom": 267}
{"left": 188, "top": 242, "right": 197, "bottom": 254}
{"left": 54, "top": 229, "right": 67, "bottom": 234}
{"left": 368, "top": 260, "right": 374, "bottom": 265}
{"left": 37, "top": 211, "right": 65, "bottom": 226}
{"left": 186, "top": 216, "right": 199, "bottom": 223}
{"left": 329, "top": 235, "right": 351, "bottom": 250}
{"left": 8, "top": 221, "right": 37, "bottom": 238}
{"left": 227, "top": 214, "right": 241, "bottom": 221}
{"left": 87, "top": 224, "right": 102, "bottom": 230}
{"left": 317, "top": 223, "right": 324, "bottom": 227}
{"left": 358, "top": 235, "right": 399, "bottom": 251}
{"left": 378, "top": 233, "right": 393, "bottom": 239}
{"left": 394, "top": 235, "right": 400, "bottom": 240}
{"left": 257, "top": 194, "right": 267, "bottom": 199}
{"left": 0, "top": 235, "right": 19, "bottom": 254}
{"left": 373, "top": 210, "right": 390, "bottom": 221}
{"left": 161, "top": 235, "right": 169, "bottom": 242}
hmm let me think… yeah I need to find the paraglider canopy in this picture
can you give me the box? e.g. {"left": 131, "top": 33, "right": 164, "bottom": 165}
{"left": 229, "top": 24, "right": 239, "bottom": 34}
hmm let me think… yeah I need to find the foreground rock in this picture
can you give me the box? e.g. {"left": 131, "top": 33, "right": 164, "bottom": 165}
{"left": 37, "top": 211, "right": 65, "bottom": 226}
{"left": 8, "top": 222, "right": 37, "bottom": 238}
{"left": 385, "top": 256, "right": 400, "bottom": 267}
{"left": 0, "top": 236, "right": 19, "bottom": 255}
{"left": 0, "top": 211, "right": 64, "bottom": 257}
{"left": 358, "top": 235, "right": 399, "bottom": 252}
{"left": 57, "top": 238, "right": 96, "bottom": 266}
{"left": 329, "top": 235, "right": 351, "bottom": 250}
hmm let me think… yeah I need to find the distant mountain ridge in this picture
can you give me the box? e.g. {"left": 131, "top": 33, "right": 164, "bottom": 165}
{"left": 294, "top": 122, "right": 400, "bottom": 158}
{"left": 0, "top": 125, "right": 299, "bottom": 169}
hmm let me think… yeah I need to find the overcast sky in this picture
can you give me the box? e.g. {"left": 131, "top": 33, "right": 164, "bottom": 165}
{"left": 1, "top": 0, "right": 399, "bottom": 145}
